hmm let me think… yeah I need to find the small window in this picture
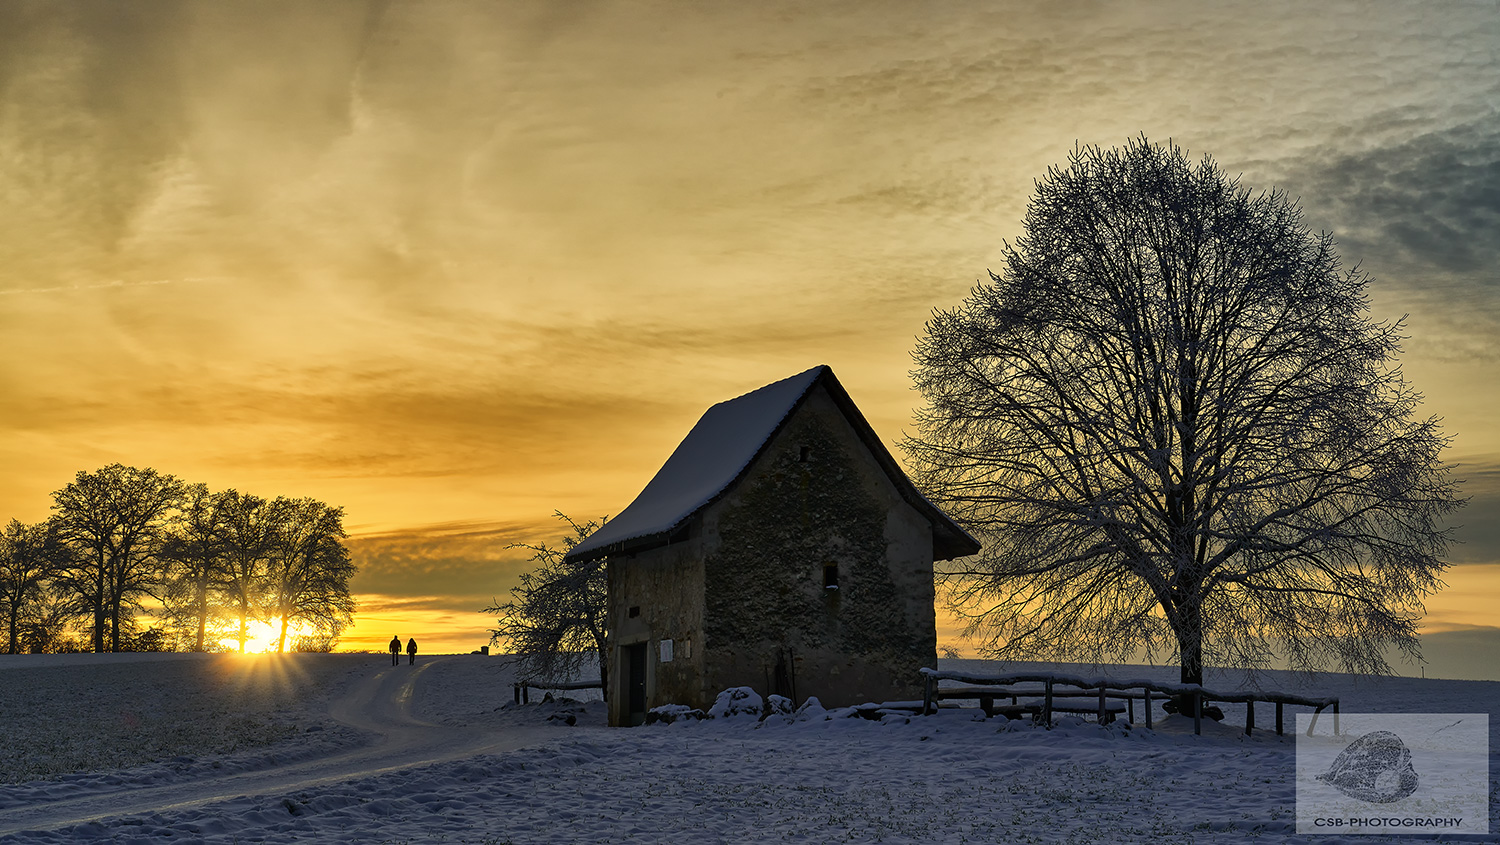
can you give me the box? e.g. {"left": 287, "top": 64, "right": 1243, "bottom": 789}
{"left": 797, "top": 446, "right": 812, "bottom": 463}
{"left": 628, "top": 605, "right": 641, "bottom": 618}
{"left": 823, "top": 563, "right": 839, "bottom": 590}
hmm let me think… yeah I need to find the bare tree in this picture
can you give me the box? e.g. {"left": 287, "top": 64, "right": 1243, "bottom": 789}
{"left": 214, "top": 489, "right": 277, "bottom": 653}
{"left": 906, "top": 138, "right": 1462, "bottom": 686}
{"left": 50, "top": 465, "right": 184, "bottom": 652}
{"left": 484, "top": 512, "right": 608, "bottom": 695}
{"left": 262, "top": 497, "right": 356, "bottom": 653}
{"left": 0, "top": 519, "right": 70, "bottom": 654}
{"left": 19, "top": 591, "right": 80, "bottom": 654}
{"left": 160, "top": 484, "right": 230, "bottom": 652}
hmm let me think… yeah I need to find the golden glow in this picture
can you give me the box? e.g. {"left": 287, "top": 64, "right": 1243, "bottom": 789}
{"left": 222, "top": 619, "right": 318, "bottom": 655}
{"left": 1, "top": 3, "right": 1496, "bottom": 677}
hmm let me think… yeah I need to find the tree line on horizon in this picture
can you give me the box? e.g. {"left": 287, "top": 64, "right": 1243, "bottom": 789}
{"left": 0, "top": 464, "right": 356, "bottom": 654}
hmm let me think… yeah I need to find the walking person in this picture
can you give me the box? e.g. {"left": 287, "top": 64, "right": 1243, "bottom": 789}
{"left": 389, "top": 634, "right": 401, "bottom": 666}
{"left": 406, "top": 637, "right": 418, "bottom": 665}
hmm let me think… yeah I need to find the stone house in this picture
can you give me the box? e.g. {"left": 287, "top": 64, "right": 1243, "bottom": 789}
{"left": 565, "top": 365, "right": 979, "bottom": 726}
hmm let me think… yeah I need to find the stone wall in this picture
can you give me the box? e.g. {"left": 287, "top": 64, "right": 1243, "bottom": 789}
{"left": 700, "top": 383, "right": 936, "bottom": 706}
{"left": 605, "top": 530, "right": 706, "bottom": 725}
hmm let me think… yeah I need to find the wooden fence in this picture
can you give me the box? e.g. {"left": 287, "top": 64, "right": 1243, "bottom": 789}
{"left": 512, "top": 678, "right": 604, "bottom": 705}
{"left": 920, "top": 668, "right": 1339, "bottom": 737}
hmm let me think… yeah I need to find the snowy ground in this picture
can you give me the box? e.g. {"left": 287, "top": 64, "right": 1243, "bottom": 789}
{"left": 0, "top": 654, "right": 1494, "bottom": 843}
{"left": 0, "top": 653, "right": 365, "bottom": 785}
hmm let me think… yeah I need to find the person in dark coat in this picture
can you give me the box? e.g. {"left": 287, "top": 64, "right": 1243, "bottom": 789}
{"left": 406, "top": 637, "right": 418, "bottom": 665}
{"left": 389, "top": 635, "right": 401, "bottom": 666}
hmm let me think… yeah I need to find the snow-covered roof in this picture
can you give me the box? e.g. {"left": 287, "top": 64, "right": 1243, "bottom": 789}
{"left": 566, "top": 365, "right": 979, "bottom": 562}
{"left": 567, "top": 365, "right": 827, "bottom": 561}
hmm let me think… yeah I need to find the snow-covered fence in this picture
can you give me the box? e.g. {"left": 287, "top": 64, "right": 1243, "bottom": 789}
{"left": 512, "top": 678, "right": 604, "bottom": 705}
{"left": 919, "top": 668, "right": 1338, "bottom": 737}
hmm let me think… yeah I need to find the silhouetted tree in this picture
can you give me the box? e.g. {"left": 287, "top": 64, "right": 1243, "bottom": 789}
{"left": 0, "top": 519, "right": 70, "bottom": 654}
{"left": 262, "top": 498, "right": 355, "bottom": 653}
{"left": 19, "top": 591, "right": 80, "bottom": 654}
{"left": 214, "top": 490, "right": 276, "bottom": 653}
{"left": 907, "top": 137, "right": 1462, "bottom": 685}
{"left": 161, "top": 484, "right": 230, "bottom": 652}
{"left": 484, "top": 512, "right": 608, "bottom": 696}
{"left": 51, "top": 465, "right": 185, "bottom": 652}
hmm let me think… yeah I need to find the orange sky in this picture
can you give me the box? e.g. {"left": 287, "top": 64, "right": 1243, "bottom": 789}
{"left": 1, "top": 1, "right": 1497, "bottom": 678}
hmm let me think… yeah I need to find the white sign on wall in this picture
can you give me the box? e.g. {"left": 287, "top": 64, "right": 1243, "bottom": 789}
{"left": 659, "top": 639, "right": 674, "bottom": 663}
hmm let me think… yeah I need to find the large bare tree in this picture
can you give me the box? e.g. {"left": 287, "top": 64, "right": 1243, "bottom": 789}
{"left": 213, "top": 490, "right": 277, "bottom": 653}
{"left": 51, "top": 465, "right": 184, "bottom": 652}
{"left": 160, "top": 484, "right": 230, "bottom": 652}
{"left": 906, "top": 138, "right": 1462, "bottom": 686}
{"left": 262, "top": 497, "right": 355, "bottom": 653}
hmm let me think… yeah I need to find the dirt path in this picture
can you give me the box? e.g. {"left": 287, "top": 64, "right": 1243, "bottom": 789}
{"left": 0, "top": 656, "right": 562, "bottom": 837}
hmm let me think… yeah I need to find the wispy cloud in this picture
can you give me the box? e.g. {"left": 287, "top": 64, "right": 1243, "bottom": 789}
{"left": 0, "top": 277, "right": 229, "bottom": 296}
{"left": 1, "top": 0, "right": 1496, "bottom": 644}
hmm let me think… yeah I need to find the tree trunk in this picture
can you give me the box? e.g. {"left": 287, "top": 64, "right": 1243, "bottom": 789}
{"left": 194, "top": 597, "right": 207, "bottom": 653}
{"left": 110, "top": 596, "right": 122, "bottom": 652}
{"left": 237, "top": 610, "right": 248, "bottom": 654}
{"left": 277, "top": 615, "right": 289, "bottom": 653}
{"left": 193, "top": 575, "right": 210, "bottom": 652}
{"left": 6, "top": 606, "right": 18, "bottom": 655}
{"left": 92, "top": 554, "right": 106, "bottom": 653}
{"left": 597, "top": 644, "right": 609, "bottom": 702}
{"left": 1177, "top": 600, "right": 1204, "bottom": 686}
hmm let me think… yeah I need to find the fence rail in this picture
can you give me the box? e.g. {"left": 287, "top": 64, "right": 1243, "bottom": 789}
{"left": 920, "top": 668, "right": 1338, "bottom": 736}
{"left": 513, "top": 678, "right": 604, "bottom": 705}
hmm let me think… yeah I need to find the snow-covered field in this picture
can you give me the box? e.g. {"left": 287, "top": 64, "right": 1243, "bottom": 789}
{"left": 0, "top": 653, "right": 365, "bottom": 785}
{"left": 0, "top": 653, "right": 1494, "bottom": 843}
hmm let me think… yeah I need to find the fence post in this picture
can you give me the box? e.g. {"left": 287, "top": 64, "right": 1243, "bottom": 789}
{"left": 1043, "top": 679, "right": 1053, "bottom": 726}
{"left": 1245, "top": 699, "right": 1254, "bottom": 736}
{"left": 1097, "top": 684, "right": 1107, "bottom": 724}
{"left": 1276, "top": 701, "right": 1284, "bottom": 736}
{"left": 1193, "top": 690, "right": 1202, "bottom": 736}
{"left": 923, "top": 674, "right": 935, "bottom": 716}
{"left": 1143, "top": 688, "right": 1152, "bottom": 730}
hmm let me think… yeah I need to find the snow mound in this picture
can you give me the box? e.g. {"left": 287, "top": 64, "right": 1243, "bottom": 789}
{"left": 794, "top": 696, "right": 827, "bottom": 721}
{"left": 707, "top": 687, "right": 764, "bottom": 719}
{"left": 646, "top": 704, "right": 705, "bottom": 725}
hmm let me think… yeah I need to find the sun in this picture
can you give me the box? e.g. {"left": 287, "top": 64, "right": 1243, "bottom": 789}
{"left": 219, "top": 619, "right": 319, "bottom": 654}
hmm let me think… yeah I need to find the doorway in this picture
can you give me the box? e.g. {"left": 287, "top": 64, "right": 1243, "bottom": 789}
{"left": 625, "top": 642, "right": 648, "bottom": 726}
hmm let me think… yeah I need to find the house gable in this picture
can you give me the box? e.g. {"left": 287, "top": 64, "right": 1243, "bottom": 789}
{"left": 568, "top": 365, "right": 978, "bottom": 564}
{"left": 699, "top": 380, "right": 937, "bottom": 705}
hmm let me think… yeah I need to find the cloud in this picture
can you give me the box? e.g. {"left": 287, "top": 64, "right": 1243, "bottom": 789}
{"left": 1443, "top": 456, "right": 1500, "bottom": 566}
{"left": 1273, "top": 121, "right": 1500, "bottom": 360}
{"left": 1407, "top": 627, "right": 1500, "bottom": 681}
{"left": 0, "top": 277, "right": 228, "bottom": 296}
{"left": 344, "top": 519, "right": 557, "bottom": 616}
{"left": 3, "top": 0, "right": 1498, "bottom": 651}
